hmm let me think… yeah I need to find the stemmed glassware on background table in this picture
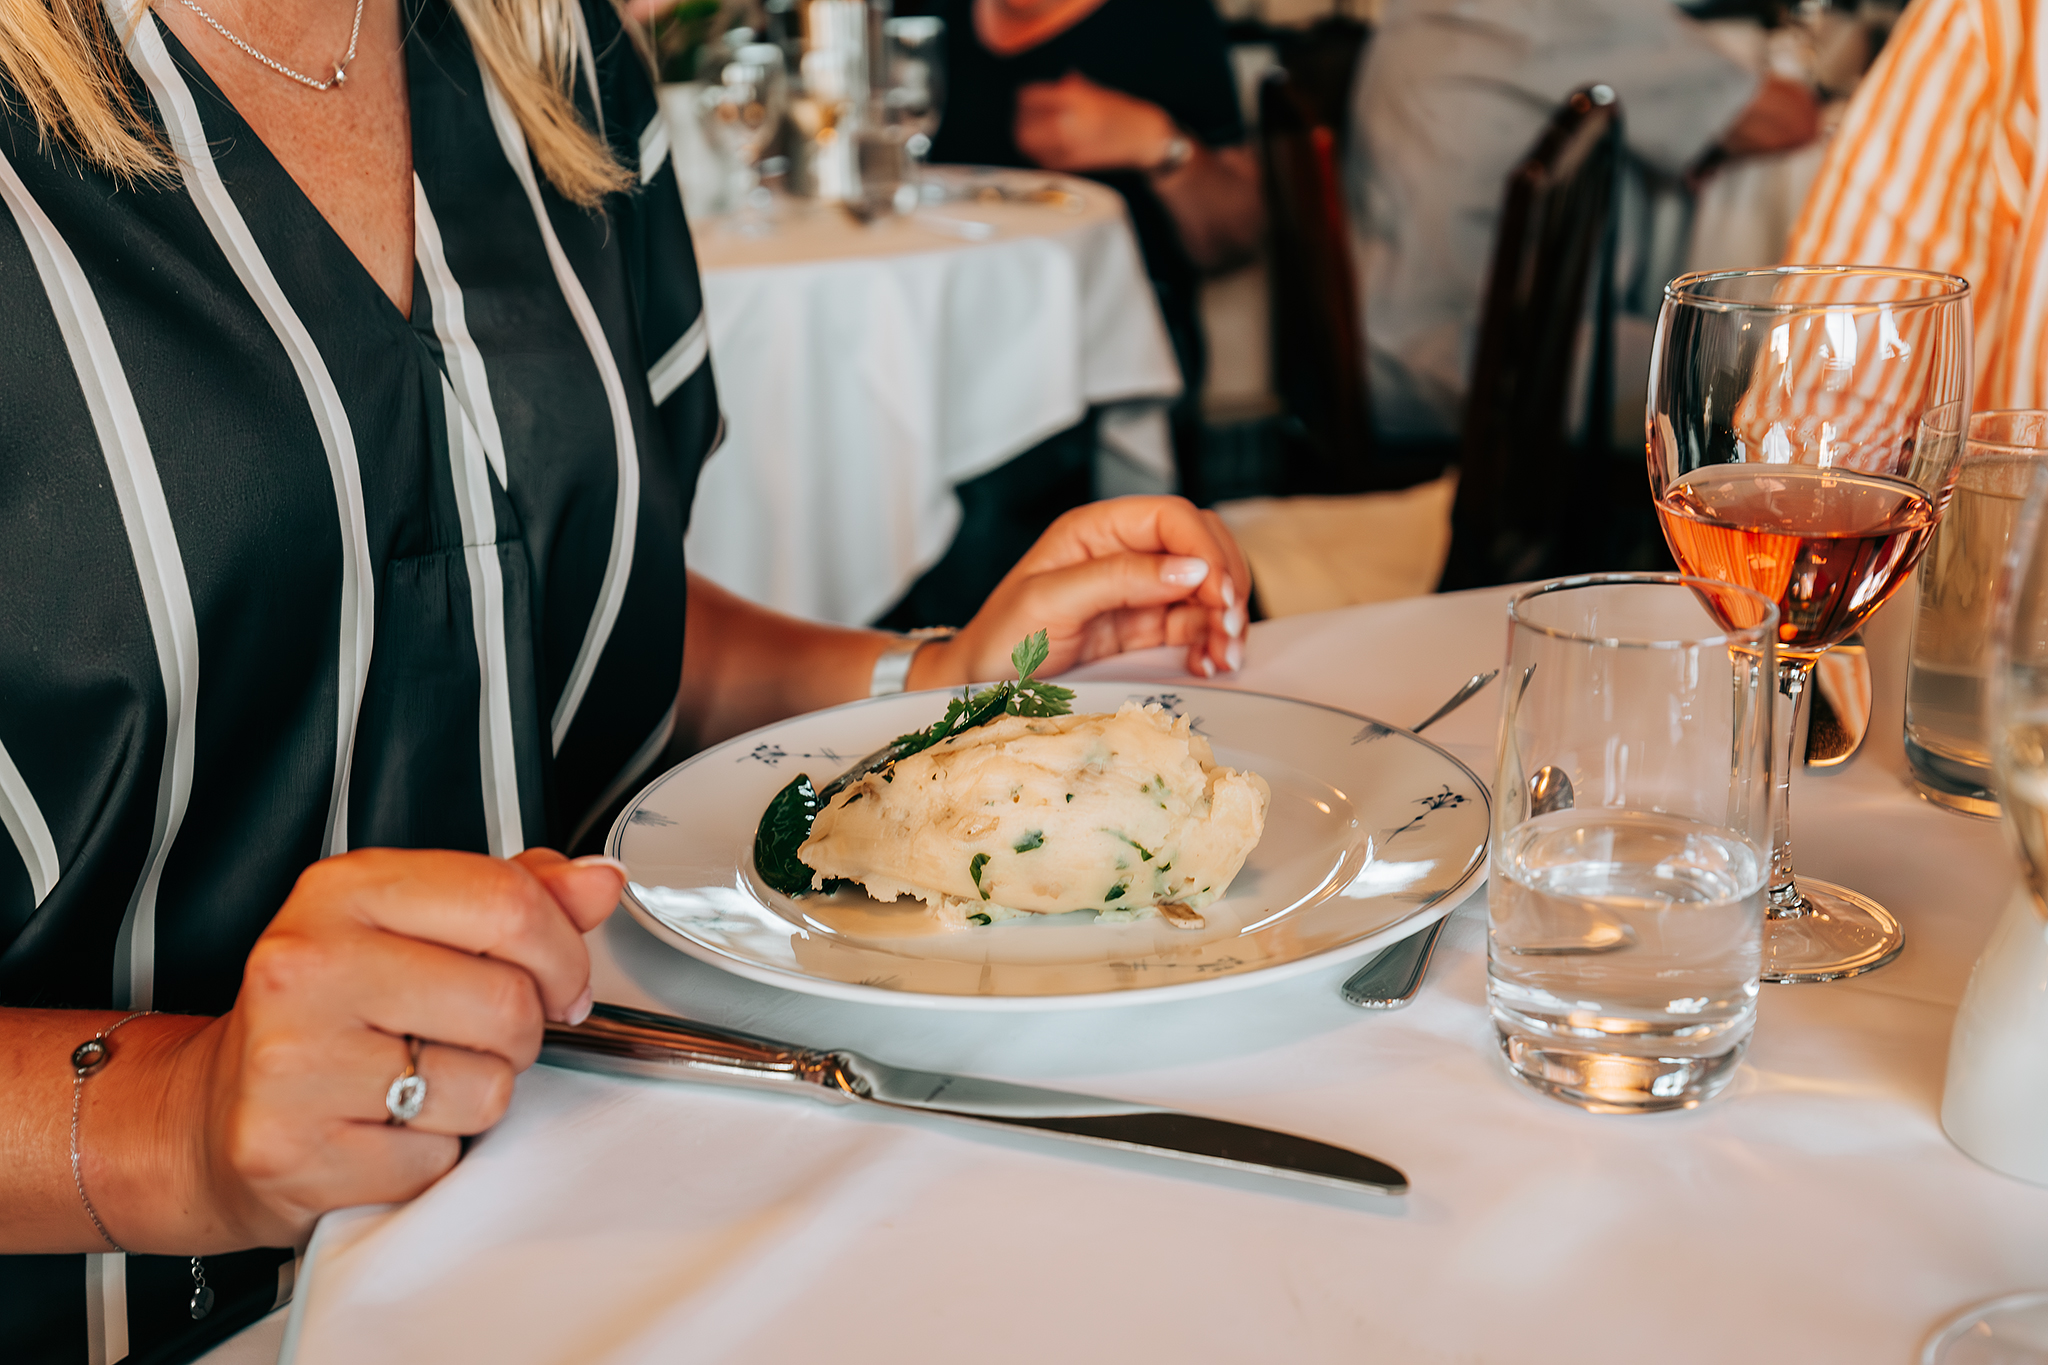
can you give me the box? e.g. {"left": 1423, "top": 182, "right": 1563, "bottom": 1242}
{"left": 700, "top": 39, "right": 788, "bottom": 235}
{"left": 1648, "top": 265, "right": 1972, "bottom": 983}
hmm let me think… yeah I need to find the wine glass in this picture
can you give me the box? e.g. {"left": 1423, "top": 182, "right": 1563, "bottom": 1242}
{"left": 701, "top": 41, "right": 787, "bottom": 235}
{"left": 1647, "top": 265, "right": 1972, "bottom": 982}
{"left": 879, "top": 16, "right": 945, "bottom": 201}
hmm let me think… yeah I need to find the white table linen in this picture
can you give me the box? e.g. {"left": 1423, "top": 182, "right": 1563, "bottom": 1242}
{"left": 273, "top": 586, "right": 2048, "bottom": 1363}
{"left": 683, "top": 174, "right": 1182, "bottom": 627}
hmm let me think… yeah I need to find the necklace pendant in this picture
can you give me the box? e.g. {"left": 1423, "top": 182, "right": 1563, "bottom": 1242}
{"left": 333, "top": 66, "right": 346, "bottom": 85}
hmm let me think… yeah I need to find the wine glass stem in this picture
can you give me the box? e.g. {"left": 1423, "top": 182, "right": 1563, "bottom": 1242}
{"left": 1768, "top": 655, "right": 1816, "bottom": 918}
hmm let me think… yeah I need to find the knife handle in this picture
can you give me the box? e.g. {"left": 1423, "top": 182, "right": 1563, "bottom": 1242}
{"left": 539, "top": 1003, "right": 857, "bottom": 1102}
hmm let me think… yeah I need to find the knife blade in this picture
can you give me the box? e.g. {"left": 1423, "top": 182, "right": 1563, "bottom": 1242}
{"left": 540, "top": 1004, "right": 1407, "bottom": 1196}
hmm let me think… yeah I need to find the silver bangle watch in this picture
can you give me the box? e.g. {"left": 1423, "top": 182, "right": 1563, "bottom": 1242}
{"left": 869, "top": 627, "right": 958, "bottom": 697}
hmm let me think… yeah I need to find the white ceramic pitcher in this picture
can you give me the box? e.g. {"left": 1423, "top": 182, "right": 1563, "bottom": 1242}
{"left": 1942, "top": 885, "right": 2048, "bottom": 1186}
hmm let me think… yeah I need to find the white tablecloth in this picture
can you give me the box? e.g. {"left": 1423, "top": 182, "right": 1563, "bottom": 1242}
{"left": 264, "top": 586, "right": 2048, "bottom": 1363}
{"left": 683, "top": 173, "right": 1183, "bottom": 627}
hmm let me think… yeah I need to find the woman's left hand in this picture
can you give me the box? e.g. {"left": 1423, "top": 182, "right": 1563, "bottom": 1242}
{"left": 1015, "top": 73, "right": 1181, "bottom": 172}
{"left": 913, "top": 495, "right": 1251, "bottom": 685}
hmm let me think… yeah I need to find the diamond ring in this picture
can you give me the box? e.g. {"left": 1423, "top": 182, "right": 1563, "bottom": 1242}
{"left": 385, "top": 1035, "right": 426, "bottom": 1126}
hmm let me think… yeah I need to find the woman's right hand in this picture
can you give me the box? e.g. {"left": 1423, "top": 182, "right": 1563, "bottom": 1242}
{"left": 103, "top": 847, "right": 624, "bottom": 1252}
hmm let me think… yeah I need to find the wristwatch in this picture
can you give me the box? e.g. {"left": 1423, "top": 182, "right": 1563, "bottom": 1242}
{"left": 1153, "top": 132, "right": 1194, "bottom": 176}
{"left": 869, "top": 627, "right": 958, "bottom": 697}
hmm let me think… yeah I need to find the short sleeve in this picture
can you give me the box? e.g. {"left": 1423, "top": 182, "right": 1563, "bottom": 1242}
{"left": 582, "top": 0, "right": 725, "bottom": 511}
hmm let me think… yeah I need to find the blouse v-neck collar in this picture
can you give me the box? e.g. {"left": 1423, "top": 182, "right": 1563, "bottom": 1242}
{"left": 142, "top": 0, "right": 440, "bottom": 334}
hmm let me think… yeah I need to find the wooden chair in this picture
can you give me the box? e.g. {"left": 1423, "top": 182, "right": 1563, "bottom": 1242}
{"left": 1258, "top": 70, "right": 1369, "bottom": 494}
{"left": 1257, "top": 68, "right": 1449, "bottom": 495}
{"left": 1438, "top": 85, "right": 1628, "bottom": 589}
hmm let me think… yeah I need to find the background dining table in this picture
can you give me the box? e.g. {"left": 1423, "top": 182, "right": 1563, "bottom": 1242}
{"left": 209, "top": 582, "right": 2048, "bottom": 1364}
{"left": 681, "top": 169, "right": 1184, "bottom": 628}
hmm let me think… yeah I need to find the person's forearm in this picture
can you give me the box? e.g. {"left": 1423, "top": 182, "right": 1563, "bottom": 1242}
{"left": 1151, "top": 143, "right": 1263, "bottom": 274}
{"left": 676, "top": 572, "right": 974, "bottom": 750}
{"left": 0, "top": 1008, "right": 222, "bottom": 1254}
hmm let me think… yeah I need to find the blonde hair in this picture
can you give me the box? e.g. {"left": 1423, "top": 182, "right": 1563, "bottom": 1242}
{"left": 0, "top": 0, "right": 635, "bottom": 207}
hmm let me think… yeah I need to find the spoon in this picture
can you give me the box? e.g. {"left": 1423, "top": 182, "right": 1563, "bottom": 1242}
{"left": 1411, "top": 670, "right": 1501, "bottom": 735}
{"left": 1352, "top": 669, "right": 1500, "bottom": 744}
{"left": 1528, "top": 764, "right": 1574, "bottom": 816}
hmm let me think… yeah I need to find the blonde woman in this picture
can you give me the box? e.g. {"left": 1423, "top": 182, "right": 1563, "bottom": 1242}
{"left": 0, "top": 0, "right": 1250, "bottom": 1352}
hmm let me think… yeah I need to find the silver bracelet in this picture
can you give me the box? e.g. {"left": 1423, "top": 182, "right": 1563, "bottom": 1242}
{"left": 70, "top": 1010, "right": 156, "bottom": 1253}
{"left": 869, "top": 628, "right": 957, "bottom": 697}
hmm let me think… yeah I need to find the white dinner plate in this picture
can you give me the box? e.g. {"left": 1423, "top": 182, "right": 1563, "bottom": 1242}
{"left": 608, "top": 683, "right": 1490, "bottom": 1010}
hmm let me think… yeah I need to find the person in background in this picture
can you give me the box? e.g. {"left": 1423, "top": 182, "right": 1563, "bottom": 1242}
{"left": 1784, "top": 0, "right": 2048, "bottom": 408}
{"left": 879, "top": 0, "right": 1259, "bottom": 629}
{"left": 1347, "top": 0, "right": 1821, "bottom": 445}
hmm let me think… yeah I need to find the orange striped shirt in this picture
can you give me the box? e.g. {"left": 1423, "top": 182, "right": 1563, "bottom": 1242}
{"left": 1786, "top": 0, "right": 2045, "bottom": 409}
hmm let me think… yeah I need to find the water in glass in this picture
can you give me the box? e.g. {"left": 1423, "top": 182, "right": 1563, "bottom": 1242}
{"left": 1490, "top": 810, "right": 1766, "bottom": 1111}
{"left": 1907, "top": 414, "right": 2048, "bottom": 815}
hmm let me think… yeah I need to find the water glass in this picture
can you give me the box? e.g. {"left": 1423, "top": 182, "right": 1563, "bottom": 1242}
{"left": 881, "top": 16, "right": 944, "bottom": 195}
{"left": 1491, "top": 575, "right": 1778, "bottom": 1113}
{"left": 1907, "top": 411, "right": 2048, "bottom": 816}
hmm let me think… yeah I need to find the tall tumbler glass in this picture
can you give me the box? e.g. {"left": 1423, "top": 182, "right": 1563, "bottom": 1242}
{"left": 1491, "top": 575, "right": 1778, "bottom": 1113}
{"left": 880, "top": 16, "right": 944, "bottom": 196}
{"left": 1907, "top": 411, "right": 2048, "bottom": 816}
{"left": 1648, "top": 266, "right": 1972, "bottom": 983}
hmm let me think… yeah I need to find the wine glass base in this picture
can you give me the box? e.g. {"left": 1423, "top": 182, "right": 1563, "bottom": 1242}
{"left": 1762, "top": 877, "right": 1905, "bottom": 983}
{"left": 1922, "top": 1291, "right": 2048, "bottom": 1364}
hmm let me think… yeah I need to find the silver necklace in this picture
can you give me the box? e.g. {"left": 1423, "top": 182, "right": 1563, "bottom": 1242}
{"left": 174, "top": 0, "right": 367, "bottom": 92}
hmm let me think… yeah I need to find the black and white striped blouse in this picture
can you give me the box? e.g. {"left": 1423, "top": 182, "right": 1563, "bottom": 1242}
{"left": 0, "top": 0, "right": 720, "bottom": 1356}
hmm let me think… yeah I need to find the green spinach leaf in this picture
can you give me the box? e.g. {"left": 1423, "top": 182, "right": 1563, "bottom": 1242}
{"left": 755, "top": 773, "right": 824, "bottom": 897}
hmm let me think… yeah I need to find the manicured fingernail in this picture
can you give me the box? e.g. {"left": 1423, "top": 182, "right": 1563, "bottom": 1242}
{"left": 1198, "top": 655, "right": 1216, "bottom": 678}
{"left": 1223, "top": 608, "right": 1245, "bottom": 639}
{"left": 570, "top": 855, "right": 630, "bottom": 881}
{"left": 567, "top": 986, "right": 594, "bottom": 1026}
{"left": 1160, "top": 556, "right": 1209, "bottom": 588}
{"left": 1226, "top": 640, "right": 1244, "bottom": 672}
{"left": 1221, "top": 577, "right": 1237, "bottom": 611}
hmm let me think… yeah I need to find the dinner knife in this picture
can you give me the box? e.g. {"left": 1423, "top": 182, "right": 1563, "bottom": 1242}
{"left": 539, "top": 1003, "right": 1408, "bottom": 1196}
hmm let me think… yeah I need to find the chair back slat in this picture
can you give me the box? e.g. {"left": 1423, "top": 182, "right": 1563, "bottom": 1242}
{"left": 1440, "top": 85, "right": 1624, "bottom": 589}
{"left": 1259, "top": 69, "right": 1374, "bottom": 493}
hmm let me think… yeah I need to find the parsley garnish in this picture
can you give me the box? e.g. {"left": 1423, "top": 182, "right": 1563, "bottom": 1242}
{"left": 1013, "top": 829, "right": 1045, "bottom": 853}
{"left": 887, "top": 630, "right": 1076, "bottom": 761}
{"left": 969, "top": 852, "right": 992, "bottom": 899}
